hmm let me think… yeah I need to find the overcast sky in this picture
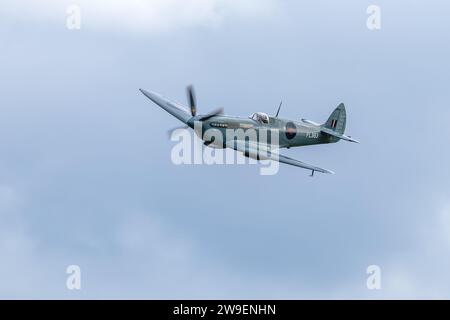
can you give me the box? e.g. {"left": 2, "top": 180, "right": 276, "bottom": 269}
{"left": 1, "top": 0, "right": 450, "bottom": 299}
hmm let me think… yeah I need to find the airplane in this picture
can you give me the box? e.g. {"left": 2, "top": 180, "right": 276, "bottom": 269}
{"left": 139, "top": 85, "right": 358, "bottom": 175}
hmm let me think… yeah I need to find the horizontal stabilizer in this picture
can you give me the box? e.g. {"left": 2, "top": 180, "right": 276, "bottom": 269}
{"left": 321, "top": 127, "right": 359, "bottom": 143}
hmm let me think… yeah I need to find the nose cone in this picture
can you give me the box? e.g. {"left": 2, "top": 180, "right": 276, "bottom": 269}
{"left": 186, "top": 116, "right": 198, "bottom": 129}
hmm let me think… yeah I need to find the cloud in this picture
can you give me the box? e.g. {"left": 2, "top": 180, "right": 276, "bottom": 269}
{"left": 437, "top": 204, "right": 450, "bottom": 248}
{"left": 115, "top": 212, "right": 195, "bottom": 264}
{"left": 2, "top": 0, "right": 450, "bottom": 299}
{"left": 1, "top": 0, "right": 277, "bottom": 33}
{"left": 0, "top": 185, "right": 43, "bottom": 298}
{"left": 0, "top": 185, "right": 32, "bottom": 254}
{"left": 0, "top": 184, "right": 17, "bottom": 213}
{"left": 374, "top": 201, "right": 450, "bottom": 299}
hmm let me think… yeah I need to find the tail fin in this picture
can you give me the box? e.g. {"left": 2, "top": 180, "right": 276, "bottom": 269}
{"left": 324, "top": 103, "right": 346, "bottom": 135}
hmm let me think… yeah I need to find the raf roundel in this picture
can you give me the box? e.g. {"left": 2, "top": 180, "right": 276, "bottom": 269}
{"left": 285, "top": 122, "right": 297, "bottom": 140}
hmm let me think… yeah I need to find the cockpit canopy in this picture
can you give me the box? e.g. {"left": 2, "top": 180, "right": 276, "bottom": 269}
{"left": 250, "top": 112, "right": 269, "bottom": 124}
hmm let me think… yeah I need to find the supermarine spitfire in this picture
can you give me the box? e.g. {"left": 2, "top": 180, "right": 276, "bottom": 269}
{"left": 139, "top": 85, "right": 358, "bottom": 175}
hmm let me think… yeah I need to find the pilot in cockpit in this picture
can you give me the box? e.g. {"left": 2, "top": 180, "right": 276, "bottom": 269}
{"left": 249, "top": 112, "right": 269, "bottom": 124}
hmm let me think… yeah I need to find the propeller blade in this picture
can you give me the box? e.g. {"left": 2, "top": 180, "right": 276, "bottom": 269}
{"left": 186, "top": 85, "right": 196, "bottom": 116}
{"left": 198, "top": 107, "right": 224, "bottom": 121}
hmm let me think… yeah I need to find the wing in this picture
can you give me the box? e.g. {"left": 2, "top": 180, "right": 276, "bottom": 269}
{"left": 273, "top": 153, "right": 334, "bottom": 174}
{"left": 226, "top": 140, "right": 334, "bottom": 174}
{"left": 139, "top": 88, "right": 192, "bottom": 124}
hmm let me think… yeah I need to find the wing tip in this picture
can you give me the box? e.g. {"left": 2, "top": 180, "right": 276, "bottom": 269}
{"left": 139, "top": 88, "right": 156, "bottom": 98}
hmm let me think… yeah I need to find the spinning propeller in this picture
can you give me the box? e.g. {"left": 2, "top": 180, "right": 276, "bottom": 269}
{"left": 168, "top": 85, "right": 224, "bottom": 137}
{"left": 186, "top": 85, "right": 223, "bottom": 121}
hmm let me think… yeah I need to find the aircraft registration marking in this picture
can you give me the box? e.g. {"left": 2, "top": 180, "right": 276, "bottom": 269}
{"left": 306, "top": 131, "right": 319, "bottom": 139}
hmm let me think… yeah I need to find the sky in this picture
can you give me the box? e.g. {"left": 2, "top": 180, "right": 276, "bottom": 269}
{"left": 1, "top": 0, "right": 450, "bottom": 299}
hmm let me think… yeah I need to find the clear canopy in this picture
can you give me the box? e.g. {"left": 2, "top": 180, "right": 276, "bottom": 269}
{"left": 250, "top": 112, "right": 269, "bottom": 124}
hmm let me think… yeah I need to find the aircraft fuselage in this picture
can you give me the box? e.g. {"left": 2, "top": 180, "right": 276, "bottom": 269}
{"left": 187, "top": 115, "right": 336, "bottom": 149}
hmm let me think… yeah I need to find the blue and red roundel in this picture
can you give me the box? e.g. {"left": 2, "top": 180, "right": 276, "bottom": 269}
{"left": 285, "top": 122, "right": 297, "bottom": 140}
